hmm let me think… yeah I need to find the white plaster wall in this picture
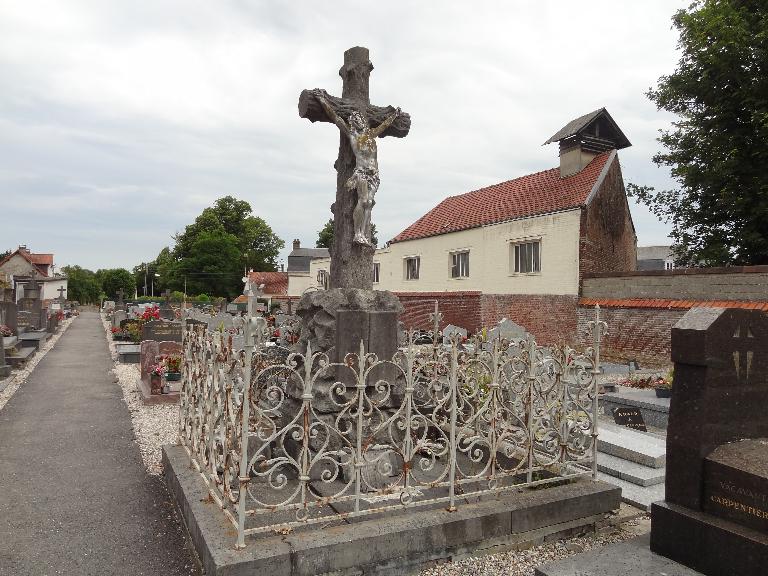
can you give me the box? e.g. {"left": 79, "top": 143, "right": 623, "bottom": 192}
{"left": 288, "top": 273, "right": 314, "bottom": 297}
{"left": 309, "top": 210, "right": 581, "bottom": 295}
{"left": 42, "top": 278, "right": 68, "bottom": 300}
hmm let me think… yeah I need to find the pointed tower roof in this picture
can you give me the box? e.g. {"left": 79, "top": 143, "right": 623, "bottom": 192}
{"left": 543, "top": 108, "right": 631, "bottom": 150}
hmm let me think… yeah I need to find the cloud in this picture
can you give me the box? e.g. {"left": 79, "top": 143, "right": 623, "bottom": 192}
{"left": 0, "top": 0, "right": 687, "bottom": 270}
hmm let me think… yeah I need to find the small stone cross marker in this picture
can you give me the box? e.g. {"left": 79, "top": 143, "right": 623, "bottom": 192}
{"left": 162, "top": 289, "right": 171, "bottom": 304}
{"left": 57, "top": 286, "right": 66, "bottom": 301}
{"left": 299, "top": 46, "right": 411, "bottom": 290}
{"left": 116, "top": 289, "right": 125, "bottom": 305}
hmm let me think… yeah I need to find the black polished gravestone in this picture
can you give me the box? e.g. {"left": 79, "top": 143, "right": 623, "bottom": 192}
{"left": 141, "top": 320, "right": 182, "bottom": 343}
{"left": 650, "top": 307, "right": 768, "bottom": 576}
{"left": 612, "top": 406, "right": 647, "bottom": 432}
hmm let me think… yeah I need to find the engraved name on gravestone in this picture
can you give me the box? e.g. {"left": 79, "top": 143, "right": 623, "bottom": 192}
{"left": 612, "top": 406, "right": 647, "bottom": 432}
{"left": 142, "top": 320, "right": 182, "bottom": 343}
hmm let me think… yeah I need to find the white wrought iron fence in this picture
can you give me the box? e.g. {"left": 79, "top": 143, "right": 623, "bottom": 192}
{"left": 178, "top": 305, "right": 607, "bottom": 549}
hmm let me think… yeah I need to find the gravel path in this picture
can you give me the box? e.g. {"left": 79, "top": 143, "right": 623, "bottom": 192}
{"left": 420, "top": 515, "right": 650, "bottom": 576}
{"left": 100, "top": 313, "right": 179, "bottom": 475}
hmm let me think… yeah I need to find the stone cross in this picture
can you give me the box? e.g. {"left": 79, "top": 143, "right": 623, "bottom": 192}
{"left": 162, "top": 289, "right": 171, "bottom": 304}
{"left": 57, "top": 286, "right": 66, "bottom": 301}
{"left": 732, "top": 323, "right": 757, "bottom": 382}
{"left": 116, "top": 289, "right": 125, "bottom": 305}
{"left": 299, "top": 46, "right": 411, "bottom": 290}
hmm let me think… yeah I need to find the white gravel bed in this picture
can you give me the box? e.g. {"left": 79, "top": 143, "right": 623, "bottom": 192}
{"left": 419, "top": 516, "right": 649, "bottom": 576}
{"left": 0, "top": 317, "right": 76, "bottom": 411}
{"left": 101, "top": 313, "right": 179, "bottom": 475}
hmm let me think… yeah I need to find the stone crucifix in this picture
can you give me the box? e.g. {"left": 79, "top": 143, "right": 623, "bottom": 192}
{"left": 299, "top": 46, "right": 411, "bottom": 290}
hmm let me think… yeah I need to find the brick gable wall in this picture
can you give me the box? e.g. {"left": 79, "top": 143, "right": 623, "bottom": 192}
{"left": 578, "top": 159, "right": 636, "bottom": 281}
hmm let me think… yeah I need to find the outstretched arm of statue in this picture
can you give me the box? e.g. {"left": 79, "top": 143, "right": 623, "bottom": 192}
{"left": 313, "top": 90, "right": 349, "bottom": 134}
{"left": 371, "top": 107, "right": 400, "bottom": 138}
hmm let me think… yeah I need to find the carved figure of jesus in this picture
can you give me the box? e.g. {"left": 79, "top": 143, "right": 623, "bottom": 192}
{"left": 313, "top": 89, "right": 400, "bottom": 246}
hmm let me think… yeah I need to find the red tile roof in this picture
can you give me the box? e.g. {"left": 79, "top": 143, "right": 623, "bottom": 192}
{"left": 29, "top": 253, "right": 53, "bottom": 265}
{"left": 579, "top": 297, "right": 768, "bottom": 311}
{"left": 247, "top": 271, "right": 288, "bottom": 296}
{"left": 391, "top": 151, "right": 614, "bottom": 244}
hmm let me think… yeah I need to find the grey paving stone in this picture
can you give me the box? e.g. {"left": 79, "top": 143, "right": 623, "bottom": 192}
{"left": 597, "top": 453, "right": 665, "bottom": 487}
{"left": 597, "top": 421, "right": 666, "bottom": 468}
{"left": 535, "top": 533, "right": 703, "bottom": 575}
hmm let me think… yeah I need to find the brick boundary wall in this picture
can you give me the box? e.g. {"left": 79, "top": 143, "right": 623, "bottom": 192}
{"left": 576, "top": 305, "right": 686, "bottom": 367}
{"left": 395, "top": 291, "right": 483, "bottom": 332}
{"left": 582, "top": 266, "right": 768, "bottom": 301}
{"left": 481, "top": 294, "right": 579, "bottom": 346}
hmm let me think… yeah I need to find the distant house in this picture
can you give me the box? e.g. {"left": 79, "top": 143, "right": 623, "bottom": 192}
{"left": 0, "top": 245, "right": 67, "bottom": 302}
{"left": 244, "top": 270, "right": 289, "bottom": 311}
{"left": 637, "top": 246, "right": 675, "bottom": 270}
{"left": 309, "top": 108, "right": 638, "bottom": 343}
{"left": 286, "top": 239, "right": 330, "bottom": 297}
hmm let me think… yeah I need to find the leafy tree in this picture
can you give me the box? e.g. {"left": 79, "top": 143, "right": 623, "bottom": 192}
{"left": 629, "top": 0, "right": 768, "bottom": 266}
{"left": 174, "top": 196, "right": 283, "bottom": 271}
{"left": 61, "top": 265, "right": 102, "bottom": 304}
{"left": 316, "top": 218, "right": 378, "bottom": 248}
{"left": 175, "top": 229, "right": 243, "bottom": 299}
{"left": 0, "top": 249, "right": 10, "bottom": 262}
{"left": 96, "top": 268, "right": 135, "bottom": 299}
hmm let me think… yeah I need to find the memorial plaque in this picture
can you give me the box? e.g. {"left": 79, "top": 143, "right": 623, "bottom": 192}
{"left": 703, "top": 439, "right": 768, "bottom": 534}
{"left": 141, "top": 320, "right": 182, "bottom": 343}
{"left": 612, "top": 406, "right": 647, "bottom": 432}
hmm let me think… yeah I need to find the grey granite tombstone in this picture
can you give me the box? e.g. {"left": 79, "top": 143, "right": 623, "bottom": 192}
{"left": 208, "top": 313, "right": 233, "bottom": 332}
{"left": 650, "top": 307, "right": 768, "bottom": 575}
{"left": 142, "top": 320, "right": 182, "bottom": 343}
{"left": 16, "top": 311, "right": 32, "bottom": 334}
{"left": 0, "top": 333, "right": 10, "bottom": 377}
{"left": 0, "top": 302, "right": 17, "bottom": 335}
{"left": 442, "top": 324, "right": 467, "bottom": 345}
{"left": 487, "top": 318, "right": 528, "bottom": 341}
{"left": 112, "top": 310, "right": 127, "bottom": 329}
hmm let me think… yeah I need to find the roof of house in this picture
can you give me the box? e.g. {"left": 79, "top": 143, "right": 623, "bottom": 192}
{"left": 247, "top": 271, "right": 288, "bottom": 296}
{"left": 29, "top": 253, "right": 53, "bottom": 265}
{"left": 637, "top": 246, "right": 672, "bottom": 261}
{"left": 290, "top": 247, "right": 330, "bottom": 258}
{"left": 0, "top": 248, "right": 52, "bottom": 277}
{"left": 391, "top": 151, "right": 614, "bottom": 244}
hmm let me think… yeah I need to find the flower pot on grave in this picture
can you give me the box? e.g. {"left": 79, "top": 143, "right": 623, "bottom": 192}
{"left": 655, "top": 388, "right": 672, "bottom": 398}
{"left": 165, "top": 372, "right": 181, "bottom": 382}
{"left": 150, "top": 374, "right": 163, "bottom": 395}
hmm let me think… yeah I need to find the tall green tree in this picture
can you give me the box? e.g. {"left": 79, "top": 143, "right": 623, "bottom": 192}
{"left": 316, "top": 218, "right": 378, "bottom": 248}
{"left": 176, "top": 229, "right": 243, "bottom": 298}
{"left": 61, "top": 265, "right": 102, "bottom": 304}
{"left": 629, "top": 0, "right": 768, "bottom": 265}
{"left": 96, "top": 268, "right": 135, "bottom": 299}
{"left": 174, "top": 196, "right": 284, "bottom": 271}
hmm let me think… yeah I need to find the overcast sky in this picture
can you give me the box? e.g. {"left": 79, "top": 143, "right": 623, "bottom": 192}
{"left": 0, "top": 0, "right": 686, "bottom": 272}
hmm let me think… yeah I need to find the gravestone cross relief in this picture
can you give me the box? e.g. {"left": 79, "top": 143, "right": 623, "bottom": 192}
{"left": 299, "top": 46, "right": 411, "bottom": 290}
{"left": 57, "top": 286, "right": 66, "bottom": 301}
{"left": 732, "top": 323, "right": 757, "bottom": 383}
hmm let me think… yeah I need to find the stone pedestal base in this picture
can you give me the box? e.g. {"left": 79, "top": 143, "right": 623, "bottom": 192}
{"left": 296, "top": 288, "right": 403, "bottom": 362}
{"left": 651, "top": 501, "right": 768, "bottom": 576}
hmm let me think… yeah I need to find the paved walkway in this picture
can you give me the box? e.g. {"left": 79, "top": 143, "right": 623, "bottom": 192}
{"left": 0, "top": 311, "right": 200, "bottom": 575}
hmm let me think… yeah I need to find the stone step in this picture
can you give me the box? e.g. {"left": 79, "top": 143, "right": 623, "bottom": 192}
{"left": 597, "top": 421, "right": 666, "bottom": 469}
{"left": 6, "top": 346, "right": 35, "bottom": 367}
{"left": 597, "top": 453, "right": 665, "bottom": 487}
{"left": 596, "top": 472, "right": 665, "bottom": 511}
{"left": 2, "top": 336, "right": 18, "bottom": 350}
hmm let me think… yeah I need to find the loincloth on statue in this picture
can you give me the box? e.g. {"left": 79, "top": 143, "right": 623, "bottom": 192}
{"left": 347, "top": 166, "right": 380, "bottom": 193}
